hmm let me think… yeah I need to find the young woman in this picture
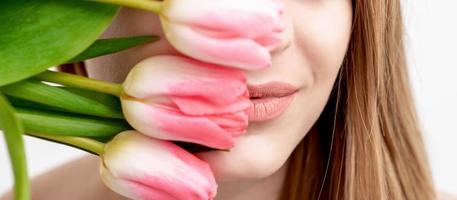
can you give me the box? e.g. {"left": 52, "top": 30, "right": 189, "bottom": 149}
{"left": 1, "top": 0, "right": 440, "bottom": 199}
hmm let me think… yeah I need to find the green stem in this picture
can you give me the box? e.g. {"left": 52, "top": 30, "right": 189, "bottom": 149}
{"left": 0, "top": 93, "right": 29, "bottom": 200}
{"left": 28, "top": 133, "right": 105, "bottom": 155}
{"left": 91, "top": 0, "right": 163, "bottom": 13}
{"left": 35, "top": 71, "right": 123, "bottom": 97}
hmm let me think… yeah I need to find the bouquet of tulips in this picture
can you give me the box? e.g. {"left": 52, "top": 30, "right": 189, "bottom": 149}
{"left": 0, "top": 0, "right": 286, "bottom": 199}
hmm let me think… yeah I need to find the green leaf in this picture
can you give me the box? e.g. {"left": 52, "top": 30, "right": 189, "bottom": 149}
{"left": 62, "top": 87, "right": 123, "bottom": 113}
{"left": 7, "top": 86, "right": 123, "bottom": 118}
{"left": 0, "top": 0, "right": 119, "bottom": 86}
{"left": 8, "top": 96, "right": 69, "bottom": 113}
{"left": 67, "top": 35, "right": 160, "bottom": 63}
{"left": 0, "top": 92, "right": 29, "bottom": 200}
{"left": 1, "top": 79, "right": 123, "bottom": 119}
{"left": 14, "top": 107, "right": 130, "bottom": 138}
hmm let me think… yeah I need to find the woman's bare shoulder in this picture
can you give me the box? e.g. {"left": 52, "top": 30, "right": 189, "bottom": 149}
{"left": 2, "top": 156, "right": 456, "bottom": 200}
{"left": 1, "top": 155, "right": 127, "bottom": 200}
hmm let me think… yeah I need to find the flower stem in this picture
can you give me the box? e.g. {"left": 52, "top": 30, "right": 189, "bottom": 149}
{"left": 91, "top": 0, "right": 163, "bottom": 13}
{"left": 0, "top": 92, "right": 29, "bottom": 200}
{"left": 28, "top": 133, "right": 106, "bottom": 155}
{"left": 35, "top": 71, "right": 123, "bottom": 97}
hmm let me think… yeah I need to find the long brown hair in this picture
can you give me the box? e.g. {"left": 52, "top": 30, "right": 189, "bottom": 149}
{"left": 279, "top": 1, "right": 435, "bottom": 199}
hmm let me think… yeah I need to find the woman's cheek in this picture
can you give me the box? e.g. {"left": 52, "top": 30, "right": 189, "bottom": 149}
{"left": 289, "top": 0, "right": 352, "bottom": 85}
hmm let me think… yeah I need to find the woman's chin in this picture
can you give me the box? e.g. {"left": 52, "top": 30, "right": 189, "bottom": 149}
{"left": 194, "top": 134, "right": 288, "bottom": 182}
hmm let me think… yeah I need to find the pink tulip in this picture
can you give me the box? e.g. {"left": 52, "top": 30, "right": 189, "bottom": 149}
{"left": 121, "top": 55, "right": 250, "bottom": 149}
{"left": 100, "top": 131, "right": 217, "bottom": 200}
{"left": 159, "top": 0, "right": 286, "bottom": 70}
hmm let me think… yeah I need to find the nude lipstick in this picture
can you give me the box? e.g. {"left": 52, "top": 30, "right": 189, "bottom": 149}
{"left": 247, "top": 81, "right": 298, "bottom": 122}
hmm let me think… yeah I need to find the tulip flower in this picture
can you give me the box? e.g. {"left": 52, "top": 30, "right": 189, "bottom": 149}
{"left": 121, "top": 55, "right": 250, "bottom": 149}
{"left": 159, "top": 0, "right": 286, "bottom": 70}
{"left": 100, "top": 130, "right": 217, "bottom": 200}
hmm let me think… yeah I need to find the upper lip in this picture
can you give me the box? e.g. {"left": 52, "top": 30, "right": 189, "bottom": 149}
{"left": 247, "top": 81, "right": 298, "bottom": 99}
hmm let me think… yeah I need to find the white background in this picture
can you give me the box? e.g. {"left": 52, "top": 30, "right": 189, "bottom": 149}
{"left": 1, "top": 0, "right": 457, "bottom": 197}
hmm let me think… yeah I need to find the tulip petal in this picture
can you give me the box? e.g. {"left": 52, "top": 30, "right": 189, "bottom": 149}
{"left": 126, "top": 176, "right": 207, "bottom": 200}
{"left": 122, "top": 56, "right": 248, "bottom": 102}
{"left": 168, "top": 79, "right": 248, "bottom": 107}
{"left": 159, "top": 0, "right": 286, "bottom": 69}
{"left": 101, "top": 131, "right": 217, "bottom": 200}
{"left": 121, "top": 99, "right": 236, "bottom": 149}
{"left": 169, "top": 93, "right": 250, "bottom": 116}
{"left": 161, "top": 21, "right": 271, "bottom": 70}
{"left": 101, "top": 165, "right": 141, "bottom": 200}
{"left": 207, "top": 113, "right": 248, "bottom": 137}
{"left": 255, "top": 32, "right": 283, "bottom": 51}
{"left": 121, "top": 56, "right": 250, "bottom": 148}
{"left": 128, "top": 182, "right": 177, "bottom": 200}
{"left": 162, "top": 0, "right": 285, "bottom": 38}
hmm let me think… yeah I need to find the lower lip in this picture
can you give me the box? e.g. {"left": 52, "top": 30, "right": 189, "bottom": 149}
{"left": 248, "top": 93, "right": 297, "bottom": 122}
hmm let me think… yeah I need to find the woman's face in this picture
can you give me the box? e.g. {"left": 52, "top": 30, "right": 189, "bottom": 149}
{"left": 86, "top": 0, "right": 353, "bottom": 182}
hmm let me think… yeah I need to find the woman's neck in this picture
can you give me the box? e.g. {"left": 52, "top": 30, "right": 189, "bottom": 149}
{"left": 214, "top": 161, "right": 289, "bottom": 200}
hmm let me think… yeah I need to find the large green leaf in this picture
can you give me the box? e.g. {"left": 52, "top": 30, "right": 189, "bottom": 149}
{"left": 67, "top": 35, "right": 160, "bottom": 63}
{"left": 0, "top": 0, "right": 119, "bottom": 86}
{"left": 0, "top": 92, "right": 29, "bottom": 200}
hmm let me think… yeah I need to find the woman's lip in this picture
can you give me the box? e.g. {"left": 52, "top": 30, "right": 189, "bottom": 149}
{"left": 247, "top": 81, "right": 298, "bottom": 122}
{"left": 247, "top": 81, "right": 298, "bottom": 98}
